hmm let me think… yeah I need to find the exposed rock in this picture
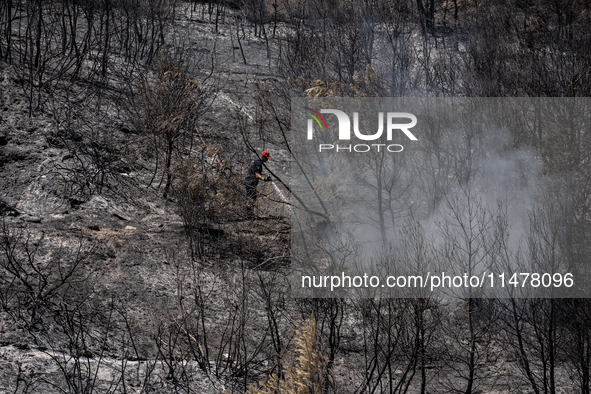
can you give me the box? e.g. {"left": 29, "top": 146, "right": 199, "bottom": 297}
{"left": 113, "top": 211, "right": 130, "bottom": 221}
{"left": 21, "top": 215, "right": 41, "bottom": 223}
{"left": 0, "top": 345, "right": 225, "bottom": 394}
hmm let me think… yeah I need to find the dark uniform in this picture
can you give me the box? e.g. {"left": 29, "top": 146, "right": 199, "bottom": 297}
{"left": 245, "top": 158, "right": 264, "bottom": 218}
{"left": 244, "top": 151, "right": 271, "bottom": 219}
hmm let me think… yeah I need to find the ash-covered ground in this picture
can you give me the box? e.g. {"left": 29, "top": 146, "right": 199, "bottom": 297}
{"left": 1, "top": 1, "right": 590, "bottom": 393}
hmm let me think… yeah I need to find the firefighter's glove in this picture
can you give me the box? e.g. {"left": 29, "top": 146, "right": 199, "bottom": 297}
{"left": 263, "top": 175, "right": 272, "bottom": 182}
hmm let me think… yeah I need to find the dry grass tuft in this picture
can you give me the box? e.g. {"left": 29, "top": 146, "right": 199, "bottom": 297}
{"left": 246, "top": 316, "right": 322, "bottom": 394}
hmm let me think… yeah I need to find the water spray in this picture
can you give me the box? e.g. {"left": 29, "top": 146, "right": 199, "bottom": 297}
{"left": 271, "top": 181, "right": 293, "bottom": 214}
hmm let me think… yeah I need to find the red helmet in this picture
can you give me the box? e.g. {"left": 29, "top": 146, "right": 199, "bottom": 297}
{"left": 261, "top": 151, "right": 271, "bottom": 159}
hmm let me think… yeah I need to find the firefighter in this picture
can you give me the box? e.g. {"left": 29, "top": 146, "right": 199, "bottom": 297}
{"left": 244, "top": 151, "right": 272, "bottom": 219}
